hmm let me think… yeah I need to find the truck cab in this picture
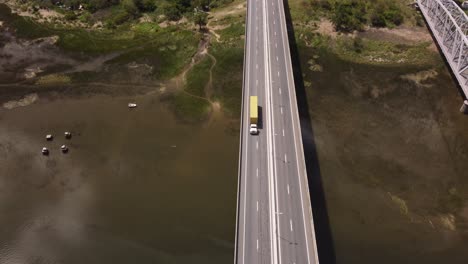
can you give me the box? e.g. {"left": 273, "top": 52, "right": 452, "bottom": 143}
{"left": 250, "top": 124, "right": 259, "bottom": 135}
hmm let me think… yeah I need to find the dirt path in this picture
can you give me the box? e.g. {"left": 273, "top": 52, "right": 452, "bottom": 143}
{"left": 204, "top": 52, "right": 217, "bottom": 100}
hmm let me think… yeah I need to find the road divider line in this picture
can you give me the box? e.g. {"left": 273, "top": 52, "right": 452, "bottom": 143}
{"left": 287, "top": 184, "right": 290, "bottom": 195}
{"left": 290, "top": 219, "right": 293, "bottom": 232}
{"left": 282, "top": 129, "right": 285, "bottom": 137}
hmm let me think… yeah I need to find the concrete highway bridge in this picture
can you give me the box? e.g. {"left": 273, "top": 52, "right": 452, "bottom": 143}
{"left": 418, "top": 0, "right": 468, "bottom": 112}
{"left": 234, "top": 0, "right": 319, "bottom": 263}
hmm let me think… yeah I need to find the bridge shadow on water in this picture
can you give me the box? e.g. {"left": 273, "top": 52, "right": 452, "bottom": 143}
{"left": 282, "top": 0, "right": 337, "bottom": 263}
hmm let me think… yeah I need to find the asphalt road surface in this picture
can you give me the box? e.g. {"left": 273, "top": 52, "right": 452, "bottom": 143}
{"left": 235, "top": 0, "right": 319, "bottom": 263}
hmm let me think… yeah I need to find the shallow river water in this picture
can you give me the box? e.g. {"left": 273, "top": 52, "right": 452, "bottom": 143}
{"left": 302, "top": 50, "right": 468, "bottom": 264}
{"left": 0, "top": 92, "right": 238, "bottom": 263}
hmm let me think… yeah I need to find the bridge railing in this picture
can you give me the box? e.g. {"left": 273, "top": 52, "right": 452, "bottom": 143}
{"left": 418, "top": 0, "right": 468, "bottom": 101}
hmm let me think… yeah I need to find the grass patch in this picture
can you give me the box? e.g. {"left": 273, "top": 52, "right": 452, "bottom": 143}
{"left": 108, "top": 28, "right": 199, "bottom": 79}
{"left": 218, "top": 22, "right": 245, "bottom": 42}
{"left": 133, "top": 22, "right": 161, "bottom": 34}
{"left": 1, "top": 4, "right": 198, "bottom": 80}
{"left": 210, "top": 14, "right": 245, "bottom": 27}
{"left": 36, "top": 74, "right": 71, "bottom": 85}
{"left": 388, "top": 192, "right": 409, "bottom": 216}
{"left": 211, "top": 42, "right": 243, "bottom": 117}
{"left": 185, "top": 57, "right": 212, "bottom": 98}
{"left": 334, "top": 37, "right": 438, "bottom": 66}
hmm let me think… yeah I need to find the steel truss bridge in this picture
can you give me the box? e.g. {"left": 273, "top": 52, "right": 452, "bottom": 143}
{"left": 418, "top": 0, "right": 468, "bottom": 102}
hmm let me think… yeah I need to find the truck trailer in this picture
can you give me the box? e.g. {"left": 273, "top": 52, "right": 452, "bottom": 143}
{"left": 249, "top": 96, "right": 259, "bottom": 135}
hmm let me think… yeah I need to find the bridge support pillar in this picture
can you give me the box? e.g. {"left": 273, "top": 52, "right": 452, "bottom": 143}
{"left": 460, "top": 100, "right": 468, "bottom": 114}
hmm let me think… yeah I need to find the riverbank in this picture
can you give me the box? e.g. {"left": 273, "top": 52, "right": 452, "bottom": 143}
{"left": 0, "top": 0, "right": 245, "bottom": 123}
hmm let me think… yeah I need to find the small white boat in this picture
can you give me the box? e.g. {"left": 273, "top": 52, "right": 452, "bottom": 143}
{"left": 42, "top": 147, "right": 49, "bottom": 155}
{"left": 128, "top": 103, "right": 137, "bottom": 108}
{"left": 64, "top": 131, "right": 72, "bottom": 139}
{"left": 61, "top": 145, "right": 68, "bottom": 153}
{"left": 46, "top": 134, "right": 53, "bottom": 141}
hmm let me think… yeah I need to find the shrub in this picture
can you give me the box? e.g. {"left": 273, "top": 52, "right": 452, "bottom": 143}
{"left": 331, "top": 0, "right": 367, "bottom": 32}
{"left": 64, "top": 11, "right": 78, "bottom": 20}
{"left": 162, "top": 3, "right": 182, "bottom": 21}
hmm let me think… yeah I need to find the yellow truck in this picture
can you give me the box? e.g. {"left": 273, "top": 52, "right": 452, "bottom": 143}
{"left": 249, "top": 96, "right": 259, "bottom": 135}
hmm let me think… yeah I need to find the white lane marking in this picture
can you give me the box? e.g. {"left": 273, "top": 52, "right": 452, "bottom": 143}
{"left": 285, "top": 154, "right": 288, "bottom": 163}
{"left": 257, "top": 201, "right": 259, "bottom": 212}
{"left": 281, "top": 108, "right": 283, "bottom": 114}
{"left": 290, "top": 219, "right": 293, "bottom": 232}
{"left": 256, "top": 141, "right": 259, "bottom": 149}
{"left": 282, "top": 129, "right": 285, "bottom": 137}
{"left": 279, "top": 88, "right": 282, "bottom": 94}
{"left": 275, "top": 43, "right": 277, "bottom": 48}
{"left": 256, "top": 64, "right": 258, "bottom": 69}
{"left": 287, "top": 184, "right": 290, "bottom": 194}
{"left": 273, "top": 20, "right": 275, "bottom": 24}
{"left": 274, "top": 31, "right": 277, "bottom": 36}
{"left": 277, "top": 71, "right": 280, "bottom": 77}
{"left": 276, "top": 56, "right": 278, "bottom": 61}
{"left": 256, "top": 168, "right": 259, "bottom": 178}
{"left": 257, "top": 239, "right": 259, "bottom": 251}
{"left": 256, "top": 49, "right": 258, "bottom": 55}
{"left": 256, "top": 79, "right": 258, "bottom": 85}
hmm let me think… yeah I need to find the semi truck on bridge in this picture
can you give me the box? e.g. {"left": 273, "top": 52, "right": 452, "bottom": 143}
{"left": 249, "top": 96, "right": 259, "bottom": 135}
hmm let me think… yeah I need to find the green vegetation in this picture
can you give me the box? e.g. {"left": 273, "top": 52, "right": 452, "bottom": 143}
{"left": 292, "top": 0, "right": 416, "bottom": 32}
{"left": 185, "top": 57, "right": 212, "bottom": 97}
{"left": 28, "top": 0, "right": 234, "bottom": 25}
{"left": 191, "top": 10, "right": 208, "bottom": 30}
{"left": 211, "top": 42, "right": 244, "bottom": 117}
{"left": 219, "top": 22, "right": 244, "bottom": 42}
{"left": 170, "top": 56, "right": 212, "bottom": 122}
{"left": 334, "top": 37, "right": 437, "bottom": 66}
{"left": 107, "top": 28, "right": 199, "bottom": 79}
{"left": 331, "top": 0, "right": 367, "bottom": 32}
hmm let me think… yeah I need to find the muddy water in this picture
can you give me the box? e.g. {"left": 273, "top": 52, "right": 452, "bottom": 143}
{"left": 303, "top": 50, "right": 468, "bottom": 263}
{"left": 0, "top": 92, "right": 238, "bottom": 263}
